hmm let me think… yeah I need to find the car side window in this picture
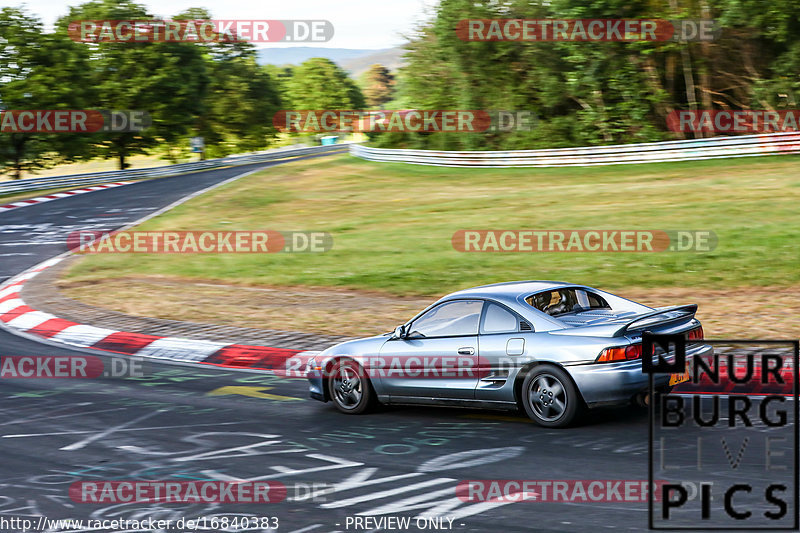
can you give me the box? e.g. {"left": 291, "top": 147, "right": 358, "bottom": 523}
{"left": 408, "top": 300, "right": 482, "bottom": 338}
{"left": 527, "top": 288, "right": 610, "bottom": 316}
{"left": 481, "top": 303, "right": 519, "bottom": 333}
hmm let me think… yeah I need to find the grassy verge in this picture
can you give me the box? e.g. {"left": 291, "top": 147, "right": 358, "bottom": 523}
{"left": 64, "top": 153, "right": 800, "bottom": 292}
{"left": 59, "top": 278, "right": 800, "bottom": 338}
{"left": 59, "top": 153, "right": 800, "bottom": 337}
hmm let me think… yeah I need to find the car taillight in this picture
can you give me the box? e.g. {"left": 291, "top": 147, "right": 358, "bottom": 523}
{"left": 687, "top": 326, "right": 704, "bottom": 340}
{"left": 625, "top": 344, "right": 642, "bottom": 359}
{"left": 597, "top": 343, "right": 642, "bottom": 363}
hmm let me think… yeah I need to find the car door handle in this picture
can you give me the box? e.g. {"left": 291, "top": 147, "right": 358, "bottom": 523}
{"left": 457, "top": 347, "right": 475, "bottom": 355}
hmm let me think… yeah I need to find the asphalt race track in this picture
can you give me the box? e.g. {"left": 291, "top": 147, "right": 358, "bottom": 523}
{"left": 0, "top": 154, "right": 793, "bottom": 532}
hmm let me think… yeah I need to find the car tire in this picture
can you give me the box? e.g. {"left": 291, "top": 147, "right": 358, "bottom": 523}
{"left": 521, "top": 366, "right": 582, "bottom": 428}
{"left": 327, "top": 359, "right": 375, "bottom": 415}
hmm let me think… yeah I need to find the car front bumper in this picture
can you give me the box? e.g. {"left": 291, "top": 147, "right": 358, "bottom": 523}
{"left": 308, "top": 369, "right": 327, "bottom": 402}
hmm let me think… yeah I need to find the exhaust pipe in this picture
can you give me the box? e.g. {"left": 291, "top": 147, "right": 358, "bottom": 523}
{"left": 634, "top": 391, "right": 649, "bottom": 408}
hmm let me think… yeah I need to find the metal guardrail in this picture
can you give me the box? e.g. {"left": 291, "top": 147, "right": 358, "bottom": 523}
{"left": 0, "top": 144, "right": 347, "bottom": 195}
{"left": 349, "top": 132, "right": 800, "bottom": 167}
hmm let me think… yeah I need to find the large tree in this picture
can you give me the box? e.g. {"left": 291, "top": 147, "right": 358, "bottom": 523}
{"left": 389, "top": 0, "right": 800, "bottom": 150}
{"left": 0, "top": 8, "right": 94, "bottom": 179}
{"left": 264, "top": 65, "right": 295, "bottom": 108}
{"left": 55, "top": 0, "right": 209, "bottom": 169}
{"left": 285, "top": 58, "right": 365, "bottom": 109}
{"left": 361, "top": 64, "right": 395, "bottom": 108}
{"left": 197, "top": 56, "right": 282, "bottom": 158}
{"left": 171, "top": 8, "right": 282, "bottom": 159}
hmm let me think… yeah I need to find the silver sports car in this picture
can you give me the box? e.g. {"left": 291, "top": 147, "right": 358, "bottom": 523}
{"left": 306, "top": 281, "right": 711, "bottom": 427}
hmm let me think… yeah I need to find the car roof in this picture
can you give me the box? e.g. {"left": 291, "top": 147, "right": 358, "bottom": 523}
{"left": 421, "top": 281, "right": 650, "bottom": 333}
{"left": 442, "top": 280, "right": 579, "bottom": 300}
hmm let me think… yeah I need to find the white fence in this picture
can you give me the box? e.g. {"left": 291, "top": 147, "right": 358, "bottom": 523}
{"left": 350, "top": 132, "right": 800, "bottom": 167}
{"left": 0, "top": 144, "right": 347, "bottom": 196}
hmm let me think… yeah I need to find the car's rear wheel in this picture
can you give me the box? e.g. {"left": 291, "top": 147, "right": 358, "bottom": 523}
{"left": 327, "top": 359, "right": 375, "bottom": 414}
{"left": 521, "top": 366, "right": 582, "bottom": 428}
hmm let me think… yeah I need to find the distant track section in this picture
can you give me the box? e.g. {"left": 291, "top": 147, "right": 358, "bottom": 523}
{"left": 0, "top": 144, "right": 347, "bottom": 196}
{"left": 0, "top": 182, "right": 129, "bottom": 213}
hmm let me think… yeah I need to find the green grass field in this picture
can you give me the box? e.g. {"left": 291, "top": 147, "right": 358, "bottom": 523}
{"left": 65, "top": 153, "right": 800, "bottom": 295}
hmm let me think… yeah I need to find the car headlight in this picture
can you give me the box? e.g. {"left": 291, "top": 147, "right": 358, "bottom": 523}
{"left": 306, "top": 357, "right": 317, "bottom": 372}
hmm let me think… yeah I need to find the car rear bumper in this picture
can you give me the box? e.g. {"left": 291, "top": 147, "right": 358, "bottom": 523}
{"left": 567, "top": 343, "right": 713, "bottom": 406}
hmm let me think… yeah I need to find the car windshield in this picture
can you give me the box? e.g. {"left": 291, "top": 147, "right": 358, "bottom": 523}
{"left": 408, "top": 300, "right": 482, "bottom": 337}
{"left": 526, "top": 288, "right": 610, "bottom": 317}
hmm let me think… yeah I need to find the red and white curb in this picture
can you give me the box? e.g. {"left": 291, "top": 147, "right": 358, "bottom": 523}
{"left": 0, "top": 182, "right": 130, "bottom": 213}
{"left": 0, "top": 257, "right": 316, "bottom": 377}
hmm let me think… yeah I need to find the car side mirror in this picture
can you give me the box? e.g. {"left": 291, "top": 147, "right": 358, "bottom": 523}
{"left": 391, "top": 324, "right": 407, "bottom": 339}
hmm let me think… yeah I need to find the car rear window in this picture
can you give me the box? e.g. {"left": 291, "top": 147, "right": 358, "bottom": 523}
{"left": 526, "top": 288, "right": 610, "bottom": 317}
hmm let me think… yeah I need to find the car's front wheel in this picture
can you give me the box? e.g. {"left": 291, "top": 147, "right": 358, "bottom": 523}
{"left": 327, "top": 359, "right": 375, "bottom": 414}
{"left": 521, "top": 366, "right": 582, "bottom": 428}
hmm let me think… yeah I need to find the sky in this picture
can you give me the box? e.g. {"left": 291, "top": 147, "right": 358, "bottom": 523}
{"left": 11, "top": 0, "right": 439, "bottom": 48}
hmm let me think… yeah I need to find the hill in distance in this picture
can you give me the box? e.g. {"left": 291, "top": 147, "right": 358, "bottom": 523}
{"left": 256, "top": 47, "right": 405, "bottom": 77}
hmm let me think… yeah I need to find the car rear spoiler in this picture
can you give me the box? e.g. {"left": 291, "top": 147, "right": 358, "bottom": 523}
{"left": 614, "top": 304, "right": 698, "bottom": 336}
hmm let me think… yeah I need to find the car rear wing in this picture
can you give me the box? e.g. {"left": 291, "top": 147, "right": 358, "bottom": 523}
{"left": 614, "top": 304, "right": 698, "bottom": 337}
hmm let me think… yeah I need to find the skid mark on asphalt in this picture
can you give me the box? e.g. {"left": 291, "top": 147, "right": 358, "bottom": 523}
{"left": 2, "top": 421, "right": 243, "bottom": 439}
{"left": 59, "top": 409, "right": 164, "bottom": 451}
{"left": 0, "top": 385, "right": 654, "bottom": 531}
{"left": 0, "top": 406, "right": 129, "bottom": 427}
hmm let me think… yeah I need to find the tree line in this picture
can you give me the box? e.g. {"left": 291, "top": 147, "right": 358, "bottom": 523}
{"left": 381, "top": 0, "right": 800, "bottom": 150}
{"left": 3, "top": 0, "right": 799, "bottom": 177}
{"left": 0, "top": 0, "right": 367, "bottom": 179}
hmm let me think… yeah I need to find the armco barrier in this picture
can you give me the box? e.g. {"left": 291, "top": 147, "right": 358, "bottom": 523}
{"left": 349, "top": 132, "right": 800, "bottom": 167}
{"left": 0, "top": 144, "right": 347, "bottom": 196}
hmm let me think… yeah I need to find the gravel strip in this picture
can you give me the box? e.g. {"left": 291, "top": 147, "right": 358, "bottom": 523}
{"left": 21, "top": 256, "right": 354, "bottom": 351}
